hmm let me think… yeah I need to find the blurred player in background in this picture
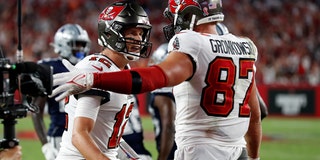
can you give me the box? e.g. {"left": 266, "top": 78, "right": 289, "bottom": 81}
{"left": 121, "top": 95, "right": 152, "bottom": 160}
{"left": 148, "top": 43, "right": 177, "bottom": 160}
{"left": 50, "top": 0, "right": 262, "bottom": 159}
{"left": 31, "top": 23, "right": 91, "bottom": 160}
{"left": 55, "top": 1, "right": 153, "bottom": 159}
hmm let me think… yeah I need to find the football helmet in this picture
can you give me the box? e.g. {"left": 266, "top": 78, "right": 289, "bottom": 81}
{"left": 98, "top": 1, "right": 152, "bottom": 60}
{"left": 216, "top": 22, "right": 229, "bottom": 35}
{"left": 163, "top": 7, "right": 175, "bottom": 41}
{"left": 51, "top": 24, "right": 91, "bottom": 64}
{"left": 149, "top": 43, "right": 169, "bottom": 66}
{"left": 164, "top": 0, "right": 224, "bottom": 39}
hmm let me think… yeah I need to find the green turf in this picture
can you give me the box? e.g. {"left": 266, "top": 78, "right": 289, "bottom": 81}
{"left": 141, "top": 116, "right": 158, "bottom": 159}
{"left": 1, "top": 115, "right": 319, "bottom": 160}
{"left": 260, "top": 117, "right": 320, "bottom": 160}
{"left": 0, "top": 115, "right": 46, "bottom": 160}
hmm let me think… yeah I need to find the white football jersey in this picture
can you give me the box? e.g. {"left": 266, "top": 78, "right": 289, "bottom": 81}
{"left": 168, "top": 30, "right": 258, "bottom": 147}
{"left": 57, "top": 54, "right": 134, "bottom": 160}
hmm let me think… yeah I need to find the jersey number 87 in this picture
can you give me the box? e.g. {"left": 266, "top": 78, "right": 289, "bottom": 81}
{"left": 201, "top": 57, "right": 254, "bottom": 117}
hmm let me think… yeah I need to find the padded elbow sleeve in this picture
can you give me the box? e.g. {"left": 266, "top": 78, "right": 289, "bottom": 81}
{"left": 131, "top": 66, "right": 168, "bottom": 93}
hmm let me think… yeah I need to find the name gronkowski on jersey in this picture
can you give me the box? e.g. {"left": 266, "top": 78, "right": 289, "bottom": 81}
{"left": 168, "top": 30, "right": 258, "bottom": 147}
{"left": 57, "top": 54, "right": 134, "bottom": 159}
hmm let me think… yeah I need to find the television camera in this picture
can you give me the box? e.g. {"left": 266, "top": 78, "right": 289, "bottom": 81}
{"left": 0, "top": 58, "right": 52, "bottom": 149}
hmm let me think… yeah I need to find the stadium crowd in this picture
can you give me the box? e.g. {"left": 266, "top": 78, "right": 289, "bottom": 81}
{"left": 0, "top": 0, "right": 319, "bottom": 85}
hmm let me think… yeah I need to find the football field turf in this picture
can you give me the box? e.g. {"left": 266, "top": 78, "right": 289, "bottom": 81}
{"left": 0, "top": 115, "right": 319, "bottom": 160}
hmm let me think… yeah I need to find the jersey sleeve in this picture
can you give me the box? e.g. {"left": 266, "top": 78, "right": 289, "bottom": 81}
{"left": 75, "top": 55, "right": 106, "bottom": 72}
{"left": 167, "top": 30, "right": 202, "bottom": 64}
{"left": 239, "top": 36, "right": 259, "bottom": 61}
{"left": 75, "top": 95, "right": 102, "bottom": 120}
{"left": 243, "top": 37, "right": 258, "bottom": 72}
{"left": 74, "top": 54, "right": 112, "bottom": 101}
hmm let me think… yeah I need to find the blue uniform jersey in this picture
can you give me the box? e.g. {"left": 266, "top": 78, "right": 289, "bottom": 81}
{"left": 38, "top": 58, "right": 67, "bottom": 137}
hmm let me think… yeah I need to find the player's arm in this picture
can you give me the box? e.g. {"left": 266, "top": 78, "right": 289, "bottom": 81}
{"left": 245, "top": 81, "right": 262, "bottom": 159}
{"left": 257, "top": 90, "right": 268, "bottom": 120}
{"left": 52, "top": 52, "right": 194, "bottom": 101}
{"left": 31, "top": 96, "right": 48, "bottom": 145}
{"left": 71, "top": 95, "right": 110, "bottom": 160}
{"left": 157, "top": 52, "right": 194, "bottom": 86}
{"left": 93, "top": 51, "right": 193, "bottom": 93}
{"left": 31, "top": 97, "right": 59, "bottom": 160}
{"left": 153, "top": 95, "right": 175, "bottom": 160}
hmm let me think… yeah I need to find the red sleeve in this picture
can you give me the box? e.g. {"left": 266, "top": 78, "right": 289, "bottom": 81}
{"left": 93, "top": 65, "right": 168, "bottom": 94}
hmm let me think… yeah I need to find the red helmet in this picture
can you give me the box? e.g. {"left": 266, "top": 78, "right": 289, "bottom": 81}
{"left": 168, "top": 0, "right": 183, "bottom": 13}
{"left": 163, "top": 0, "right": 224, "bottom": 40}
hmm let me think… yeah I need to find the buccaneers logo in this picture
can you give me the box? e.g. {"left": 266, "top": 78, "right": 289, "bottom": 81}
{"left": 99, "top": 6, "right": 125, "bottom": 21}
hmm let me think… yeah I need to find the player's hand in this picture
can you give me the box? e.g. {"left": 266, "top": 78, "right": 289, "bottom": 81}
{"left": 41, "top": 143, "right": 58, "bottom": 160}
{"left": 0, "top": 146, "right": 22, "bottom": 160}
{"left": 50, "top": 59, "right": 94, "bottom": 101}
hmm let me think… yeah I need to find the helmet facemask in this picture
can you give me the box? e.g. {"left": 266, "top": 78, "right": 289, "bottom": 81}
{"left": 174, "top": 5, "right": 203, "bottom": 33}
{"left": 163, "top": 8, "right": 175, "bottom": 41}
{"left": 68, "top": 40, "right": 90, "bottom": 60}
{"left": 122, "top": 30, "right": 152, "bottom": 61}
{"left": 163, "top": 0, "right": 225, "bottom": 40}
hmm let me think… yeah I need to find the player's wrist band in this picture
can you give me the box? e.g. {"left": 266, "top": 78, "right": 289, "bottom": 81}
{"left": 249, "top": 157, "right": 260, "bottom": 160}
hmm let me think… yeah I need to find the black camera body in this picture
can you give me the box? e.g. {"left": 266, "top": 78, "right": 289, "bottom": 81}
{"left": 0, "top": 58, "right": 53, "bottom": 149}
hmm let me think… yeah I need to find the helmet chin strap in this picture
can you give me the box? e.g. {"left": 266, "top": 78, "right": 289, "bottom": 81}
{"left": 189, "top": 14, "right": 196, "bottom": 31}
{"left": 106, "top": 44, "right": 141, "bottom": 61}
{"left": 121, "top": 52, "right": 140, "bottom": 61}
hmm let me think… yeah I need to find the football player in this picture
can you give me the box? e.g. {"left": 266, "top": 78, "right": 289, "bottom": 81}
{"left": 31, "top": 23, "right": 90, "bottom": 160}
{"left": 54, "top": 1, "right": 152, "bottom": 160}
